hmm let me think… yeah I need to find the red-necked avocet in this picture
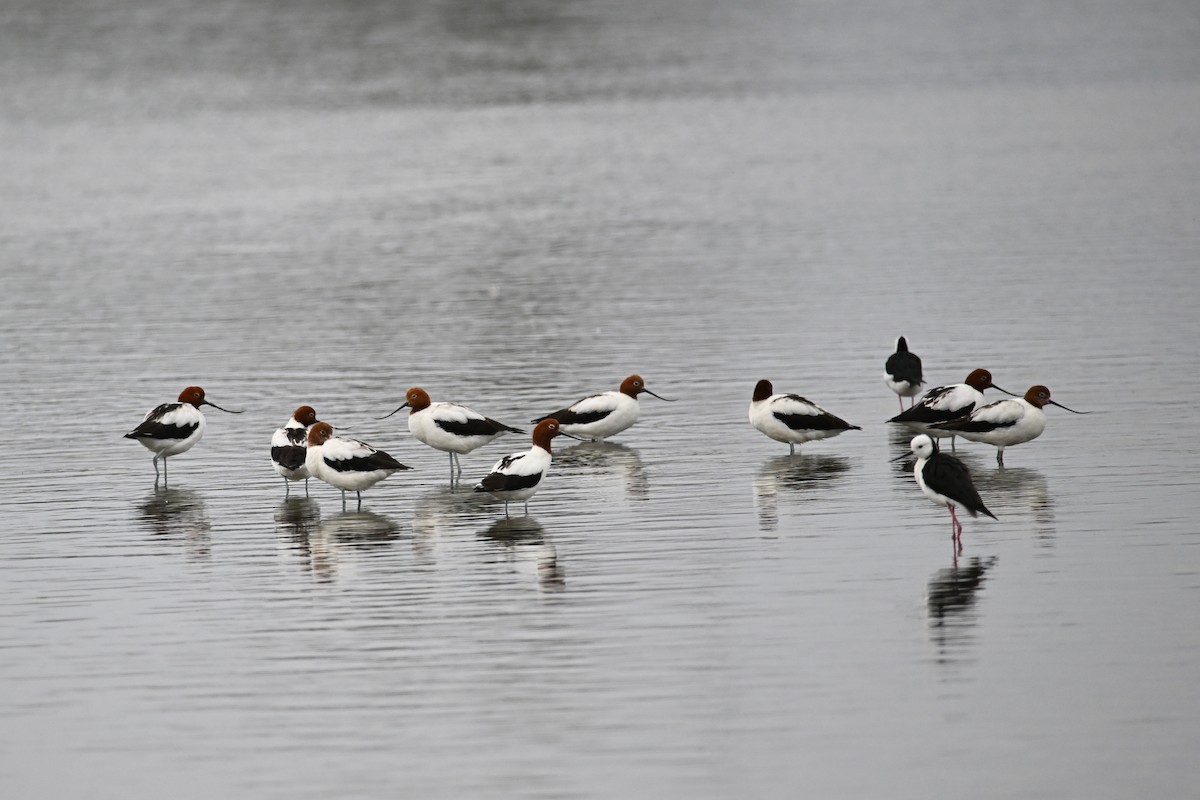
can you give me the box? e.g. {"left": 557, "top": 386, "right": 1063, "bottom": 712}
{"left": 271, "top": 405, "right": 318, "bottom": 496}
{"left": 475, "top": 419, "right": 580, "bottom": 517}
{"left": 931, "top": 385, "right": 1089, "bottom": 466}
{"left": 305, "top": 422, "right": 411, "bottom": 510}
{"left": 124, "top": 386, "right": 243, "bottom": 485}
{"left": 378, "top": 387, "right": 523, "bottom": 488}
{"left": 884, "top": 336, "right": 925, "bottom": 412}
{"left": 893, "top": 434, "right": 996, "bottom": 552}
{"left": 531, "top": 374, "right": 674, "bottom": 441}
{"left": 887, "top": 368, "right": 1016, "bottom": 446}
{"left": 748, "top": 379, "right": 860, "bottom": 456}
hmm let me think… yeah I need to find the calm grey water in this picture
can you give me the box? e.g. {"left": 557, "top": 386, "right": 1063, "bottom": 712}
{"left": 3, "top": 1, "right": 1200, "bottom": 797}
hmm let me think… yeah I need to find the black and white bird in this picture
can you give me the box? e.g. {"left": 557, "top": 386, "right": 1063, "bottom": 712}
{"left": 378, "top": 387, "right": 524, "bottom": 488}
{"left": 305, "top": 422, "right": 410, "bottom": 510}
{"left": 124, "top": 386, "right": 243, "bottom": 485}
{"left": 532, "top": 374, "right": 674, "bottom": 441}
{"left": 884, "top": 336, "right": 924, "bottom": 412}
{"left": 271, "top": 405, "right": 318, "bottom": 495}
{"left": 894, "top": 434, "right": 996, "bottom": 550}
{"left": 931, "top": 385, "right": 1089, "bottom": 466}
{"left": 748, "top": 379, "right": 860, "bottom": 456}
{"left": 475, "top": 418, "right": 578, "bottom": 517}
{"left": 887, "top": 368, "right": 1016, "bottom": 445}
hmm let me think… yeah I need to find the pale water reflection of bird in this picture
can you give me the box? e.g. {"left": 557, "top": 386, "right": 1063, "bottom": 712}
{"left": 479, "top": 516, "right": 564, "bottom": 590}
{"left": 273, "top": 496, "right": 323, "bottom": 572}
{"left": 136, "top": 487, "right": 212, "bottom": 559}
{"left": 752, "top": 454, "right": 852, "bottom": 531}
{"left": 974, "top": 466, "right": 1055, "bottom": 543}
{"left": 555, "top": 440, "right": 649, "bottom": 501}
{"left": 410, "top": 487, "right": 492, "bottom": 559}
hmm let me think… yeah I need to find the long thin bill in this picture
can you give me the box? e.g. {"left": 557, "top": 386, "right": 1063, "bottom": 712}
{"left": 204, "top": 401, "right": 244, "bottom": 413}
{"left": 1050, "top": 399, "right": 1091, "bottom": 414}
{"left": 376, "top": 403, "right": 408, "bottom": 421}
{"left": 644, "top": 388, "right": 676, "bottom": 402}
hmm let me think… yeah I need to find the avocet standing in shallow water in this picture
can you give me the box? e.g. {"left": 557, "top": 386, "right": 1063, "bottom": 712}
{"left": 271, "top": 405, "right": 318, "bottom": 496}
{"left": 748, "top": 379, "right": 860, "bottom": 455}
{"left": 884, "top": 336, "right": 924, "bottom": 412}
{"left": 532, "top": 374, "right": 674, "bottom": 441}
{"left": 475, "top": 419, "right": 579, "bottom": 517}
{"left": 887, "top": 368, "right": 1015, "bottom": 445}
{"left": 931, "top": 385, "right": 1089, "bottom": 465}
{"left": 124, "top": 386, "right": 243, "bottom": 485}
{"left": 378, "top": 387, "right": 523, "bottom": 488}
{"left": 305, "top": 422, "right": 411, "bottom": 509}
{"left": 893, "top": 434, "right": 996, "bottom": 552}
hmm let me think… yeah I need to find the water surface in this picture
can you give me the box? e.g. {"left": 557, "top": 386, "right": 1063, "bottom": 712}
{"left": 3, "top": 1, "right": 1200, "bottom": 797}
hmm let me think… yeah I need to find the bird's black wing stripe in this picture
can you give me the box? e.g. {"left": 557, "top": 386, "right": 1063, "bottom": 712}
{"left": 437, "top": 417, "right": 522, "bottom": 437}
{"left": 774, "top": 411, "right": 856, "bottom": 432}
{"left": 533, "top": 408, "right": 610, "bottom": 426}
{"left": 272, "top": 445, "right": 307, "bottom": 471}
{"left": 478, "top": 470, "right": 543, "bottom": 493}
{"left": 889, "top": 399, "right": 974, "bottom": 426}
{"left": 286, "top": 428, "right": 308, "bottom": 446}
{"left": 125, "top": 403, "right": 196, "bottom": 440}
{"left": 325, "top": 451, "right": 409, "bottom": 473}
{"left": 933, "top": 417, "right": 1015, "bottom": 433}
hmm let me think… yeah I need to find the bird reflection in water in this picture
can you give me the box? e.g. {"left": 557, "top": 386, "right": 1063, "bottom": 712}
{"left": 273, "top": 497, "right": 324, "bottom": 574}
{"left": 298, "top": 509, "right": 402, "bottom": 581}
{"left": 556, "top": 440, "right": 648, "bottom": 501}
{"left": 479, "top": 517, "right": 565, "bottom": 591}
{"left": 974, "top": 467, "right": 1055, "bottom": 545}
{"left": 410, "top": 487, "right": 491, "bottom": 559}
{"left": 753, "top": 454, "right": 851, "bottom": 531}
{"left": 927, "top": 555, "right": 997, "bottom": 665}
{"left": 137, "top": 487, "right": 212, "bottom": 559}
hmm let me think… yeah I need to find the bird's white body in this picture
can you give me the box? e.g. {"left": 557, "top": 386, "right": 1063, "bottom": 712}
{"left": 885, "top": 375, "right": 923, "bottom": 400}
{"left": 933, "top": 385, "right": 1086, "bottom": 465}
{"left": 534, "top": 375, "right": 671, "bottom": 442}
{"left": 554, "top": 391, "right": 639, "bottom": 440}
{"left": 306, "top": 435, "right": 402, "bottom": 493}
{"left": 409, "top": 402, "right": 515, "bottom": 455}
{"left": 125, "top": 386, "right": 241, "bottom": 486}
{"left": 478, "top": 445, "right": 553, "bottom": 503}
{"left": 946, "top": 398, "right": 1047, "bottom": 452}
{"left": 133, "top": 403, "right": 207, "bottom": 458}
{"left": 748, "top": 380, "right": 859, "bottom": 457}
{"left": 271, "top": 417, "right": 310, "bottom": 482}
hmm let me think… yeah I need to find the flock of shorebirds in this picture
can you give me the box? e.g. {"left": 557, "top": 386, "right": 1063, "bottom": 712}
{"left": 123, "top": 337, "right": 1088, "bottom": 545}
